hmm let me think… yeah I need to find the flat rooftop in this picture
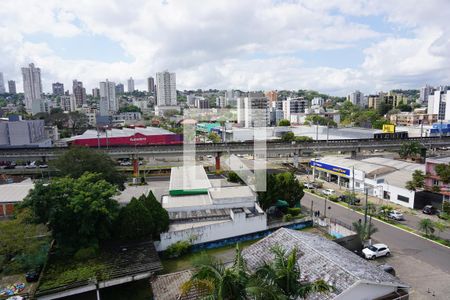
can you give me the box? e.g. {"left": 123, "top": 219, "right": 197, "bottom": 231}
{"left": 0, "top": 178, "right": 34, "bottom": 203}
{"left": 162, "top": 194, "right": 212, "bottom": 209}
{"left": 209, "top": 186, "right": 255, "bottom": 201}
{"left": 169, "top": 165, "right": 212, "bottom": 196}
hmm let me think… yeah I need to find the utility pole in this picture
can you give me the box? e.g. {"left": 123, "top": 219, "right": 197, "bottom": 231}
{"left": 364, "top": 187, "right": 369, "bottom": 226}
{"left": 324, "top": 197, "right": 327, "bottom": 218}
{"left": 352, "top": 166, "right": 355, "bottom": 195}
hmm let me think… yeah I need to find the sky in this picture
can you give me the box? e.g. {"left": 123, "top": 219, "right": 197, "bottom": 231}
{"left": 1, "top": 0, "right": 450, "bottom": 96}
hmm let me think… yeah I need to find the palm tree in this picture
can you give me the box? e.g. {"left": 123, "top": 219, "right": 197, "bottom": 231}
{"left": 418, "top": 218, "right": 435, "bottom": 237}
{"left": 254, "top": 245, "right": 333, "bottom": 299}
{"left": 353, "top": 221, "right": 378, "bottom": 246}
{"left": 181, "top": 245, "right": 249, "bottom": 300}
{"left": 379, "top": 205, "right": 394, "bottom": 221}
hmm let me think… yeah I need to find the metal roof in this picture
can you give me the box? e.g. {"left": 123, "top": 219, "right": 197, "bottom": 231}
{"left": 0, "top": 178, "right": 34, "bottom": 203}
{"left": 169, "top": 165, "right": 212, "bottom": 194}
{"left": 67, "top": 126, "right": 174, "bottom": 141}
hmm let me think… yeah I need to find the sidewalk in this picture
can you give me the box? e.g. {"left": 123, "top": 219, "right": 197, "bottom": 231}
{"left": 297, "top": 174, "right": 450, "bottom": 240}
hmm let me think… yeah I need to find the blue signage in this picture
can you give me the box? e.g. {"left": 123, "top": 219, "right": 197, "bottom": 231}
{"left": 310, "top": 161, "right": 350, "bottom": 176}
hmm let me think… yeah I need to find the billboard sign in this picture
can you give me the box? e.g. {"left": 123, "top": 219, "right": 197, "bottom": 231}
{"left": 310, "top": 160, "right": 350, "bottom": 176}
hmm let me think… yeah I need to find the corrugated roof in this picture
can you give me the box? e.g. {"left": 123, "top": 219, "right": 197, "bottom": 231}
{"left": 151, "top": 270, "right": 205, "bottom": 300}
{"left": 317, "top": 156, "right": 393, "bottom": 176}
{"left": 242, "top": 228, "right": 408, "bottom": 300}
{"left": 362, "top": 157, "right": 424, "bottom": 172}
{"left": 0, "top": 178, "right": 34, "bottom": 203}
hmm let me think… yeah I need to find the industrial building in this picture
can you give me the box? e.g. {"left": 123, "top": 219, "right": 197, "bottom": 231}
{"left": 66, "top": 127, "right": 182, "bottom": 147}
{"left": 0, "top": 115, "right": 51, "bottom": 148}
{"left": 155, "top": 165, "right": 267, "bottom": 251}
{"left": 310, "top": 156, "right": 426, "bottom": 208}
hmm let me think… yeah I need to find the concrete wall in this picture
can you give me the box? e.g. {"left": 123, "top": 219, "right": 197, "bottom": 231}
{"left": 155, "top": 209, "right": 267, "bottom": 251}
{"left": 381, "top": 183, "right": 415, "bottom": 208}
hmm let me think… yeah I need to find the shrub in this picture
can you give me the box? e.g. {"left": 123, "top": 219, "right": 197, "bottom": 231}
{"left": 443, "top": 201, "right": 450, "bottom": 214}
{"left": 74, "top": 246, "right": 98, "bottom": 261}
{"left": 282, "top": 214, "right": 293, "bottom": 222}
{"left": 165, "top": 240, "right": 192, "bottom": 258}
{"left": 228, "top": 171, "right": 242, "bottom": 183}
{"left": 287, "top": 207, "right": 301, "bottom": 216}
{"left": 328, "top": 195, "right": 339, "bottom": 202}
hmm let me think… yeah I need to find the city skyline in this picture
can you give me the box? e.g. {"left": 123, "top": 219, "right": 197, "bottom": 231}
{"left": 1, "top": 0, "right": 450, "bottom": 95}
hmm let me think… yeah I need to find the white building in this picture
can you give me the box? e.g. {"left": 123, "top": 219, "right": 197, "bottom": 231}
{"left": 127, "top": 77, "right": 135, "bottom": 93}
{"left": 282, "top": 97, "right": 308, "bottom": 121}
{"left": 156, "top": 71, "right": 177, "bottom": 106}
{"left": 427, "top": 89, "right": 450, "bottom": 120}
{"left": 310, "top": 156, "right": 425, "bottom": 208}
{"left": 21, "top": 63, "right": 43, "bottom": 114}
{"left": 237, "top": 93, "right": 269, "bottom": 128}
{"left": 0, "top": 72, "right": 5, "bottom": 94}
{"left": 155, "top": 165, "right": 267, "bottom": 251}
{"left": 99, "top": 79, "right": 117, "bottom": 116}
{"left": 311, "top": 97, "right": 324, "bottom": 106}
{"left": 347, "top": 90, "right": 365, "bottom": 107}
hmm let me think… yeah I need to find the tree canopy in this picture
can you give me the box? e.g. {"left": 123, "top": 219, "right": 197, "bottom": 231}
{"left": 258, "top": 172, "right": 304, "bottom": 210}
{"left": 278, "top": 119, "right": 291, "bottom": 126}
{"left": 208, "top": 131, "right": 221, "bottom": 143}
{"left": 405, "top": 170, "right": 425, "bottom": 191}
{"left": 435, "top": 163, "right": 450, "bottom": 184}
{"left": 118, "top": 104, "right": 142, "bottom": 113}
{"left": 52, "top": 146, "right": 126, "bottom": 190}
{"left": 22, "top": 173, "right": 119, "bottom": 253}
{"left": 398, "top": 141, "right": 422, "bottom": 159}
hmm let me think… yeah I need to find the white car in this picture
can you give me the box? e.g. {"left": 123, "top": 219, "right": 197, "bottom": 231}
{"left": 304, "top": 183, "right": 315, "bottom": 189}
{"left": 363, "top": 243, "right": 391, "bottom": 259}
{"left": 321, "top": 189, "right": 335, "bottom": 196}
{"left": 388, "top": 211, "right": 404, "bottom": 221}
{"left": 120, "top": 161, "right": 132, "bottom": 166}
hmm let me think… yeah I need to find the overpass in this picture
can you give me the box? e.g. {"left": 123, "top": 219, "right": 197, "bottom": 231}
{"left": 0, "top": 136, "right": 448, "bottom": 161}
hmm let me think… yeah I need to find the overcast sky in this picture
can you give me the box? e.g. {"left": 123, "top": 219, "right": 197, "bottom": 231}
{"left": 1, "top": 0, "right": 450, "bottom": 95}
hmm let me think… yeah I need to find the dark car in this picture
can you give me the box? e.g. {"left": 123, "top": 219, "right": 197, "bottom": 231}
{"left": 25, "top": 269, "right": 40, "bottom": 282}
{"left": 422, "top": 205, "right": 438, "bottom": 215}
{"left": 338, "top": 195, "right": 361, "bottom": 204}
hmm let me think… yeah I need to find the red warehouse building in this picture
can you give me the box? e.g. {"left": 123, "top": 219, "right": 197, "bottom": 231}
{"left": 67, "top": 127, "right": 183, "bottom": 147}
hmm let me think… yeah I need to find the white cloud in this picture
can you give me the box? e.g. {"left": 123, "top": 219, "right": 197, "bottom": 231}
{"left": 1, "top": 0, "right": 450, "bottom": 95}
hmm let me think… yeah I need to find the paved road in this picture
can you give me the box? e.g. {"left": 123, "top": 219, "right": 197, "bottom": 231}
{"left": 302, "top": 193, "right": 450, "bottom": 299}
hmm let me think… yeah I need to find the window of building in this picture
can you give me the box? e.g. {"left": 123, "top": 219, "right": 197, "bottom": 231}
{"left": 383, "top": 191, "right": 390, "bottom": 200}
{"left": 433, "top": 179, "right": 439, "bottom": 186}
{"left": 397, "top": 195, "right": 409, "bottom": 203}
{"left": 355, "top": 182, "right": 360, "bottom": 188}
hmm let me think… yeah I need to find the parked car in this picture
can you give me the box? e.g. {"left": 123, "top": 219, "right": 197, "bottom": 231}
{"left": 26, "top": 162, "right": 37, "bottom": 169}
{"left": 25, "top": 269, "right": 40, "bottom": 282}
{"left": 3, "top": 164, "right": 16, "bottom": 169}
{"left": 321, "top": 189, "right": 336, "bottom": 196}
{"left": 379, "top": 264, "right": 396, "bottom": 276}
{"left": 362, "top": 243, "right": 391, "bottom": 259}
{"left": 388, "top": 210, "right": 405, "bottom": 221}
{"left": 304, "top": 182, "right": 315, "bottom": 189}
{"left": 119, "top": 161, "right": 132, "bottom": 166}
{"left": 422, "top": 205, "right": 438, "bottom": 215}
{"left": 38, "top": 163, "right": 48, "bottom": 169}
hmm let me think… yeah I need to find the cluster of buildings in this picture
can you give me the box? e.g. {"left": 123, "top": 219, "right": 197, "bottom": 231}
{"left": 0, "top": 71, "right": 17, "bottom": 95}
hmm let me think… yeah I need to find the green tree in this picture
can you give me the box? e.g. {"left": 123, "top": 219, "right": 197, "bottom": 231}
{"left": 399, "top": 141, "right": 422, "bottom": 159}
{"left": 406, "top": 170, "right": 425, "bottom": 191}
{"left": 208, "top": 131, "right": 221, "bottom": 143}
{"left": 435, "top": 163, "right": 450, "bottom": 184}
{"left": 278, "top": 119, "right": 291, "bottom": 126}
{"left": 418, "top": 218, "right": 435, "bottom": 236}
{"left": 52, "top": 146, "right": 126, "bottom": 190}
{"left": 140, "top": 192, "right": 169, "bottom": 238}
{"left": 280, "top": 131, "right": 295, "bottom": 142}
{"left": 295, "top": 136, "right": 313, "bottom": 142}
{"left": 22, "top": 173, "right": 119, "bottom": 253}
{"left": 434, "top": 221, "right": 447, "bottom": 238}
{"left": 352, "top": 220, "right": 378, "bottom": 245}
{"left": 254, "top": 245, "right": 333, "bottom": 298}
{"left": 228, "top": 171, "right": 243, "bottom": 183}
{"left": 118, "top": 104, "right": 141, "bottom": 113}
{"left": 68, "top": 111, "right": 89, "bottom": 135}
{"left": 378, "top": 205, "right": 394, "bottom": 220}
{"left": 258, "top": 172, "right": 304, "bottom": 209}
{"left": 117, "top": 198, "right": 154, "bottom": 240}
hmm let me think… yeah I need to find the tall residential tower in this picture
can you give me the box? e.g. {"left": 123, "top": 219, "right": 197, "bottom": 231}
{"left": 21, "top": 63, "right": 43, "bottom": 114}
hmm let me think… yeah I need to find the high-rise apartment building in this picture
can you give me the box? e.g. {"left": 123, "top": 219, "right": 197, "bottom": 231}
{"left": 311, "top": 97, "right": 324, "bottom": 106}
{"left": 99, "top": 79, "right": 117, "bottom": 116}
{"left": 428, "top": 89, "right": 450, "bottom": 121}
{"left": 147, "top": 77, "right": 155, "bottom": 94}
{"left": 420, "top": 85, "right": 434, "bottom": 105}
{"left": 156, "top": 71, "right": 177, "bottom": 106}
{"left": 21, "top": 63, "right": 43, "bottom": 114}
{"left": 0, "top": 72, "right": 5, "bottom": 94}
{"left": 8, "top": 80, "right": 16, "bottom": 94}
{"left": 347, "top": 90, "right": 365, "bottom": 107}
{"left": 52, "top": 82, "right": 64, "bottom": 96}
{"left": 127, "top": 77, "right": 135, "bottom": 93}
{"left": 72, "top": 80, "right": 86, "bottom": 107}
{"left": 92, "top": 88, "right": 100, "bottom": 98}
{"left": 282, "top": 97, "right": 309, "bottom": 120}
{"left": 265, "top": 90, "right": 278, "bottom": 107}
{"left": 115, "top": 83, "right": 124, "bottom": 94}
{"left": 237, "top": 92, "right": 269, "bottom": 128}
